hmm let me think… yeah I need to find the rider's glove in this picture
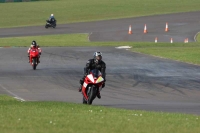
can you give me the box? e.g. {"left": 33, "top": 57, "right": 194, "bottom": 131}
{"left": 79, "top": 79, "right": 84, "bottom": 85}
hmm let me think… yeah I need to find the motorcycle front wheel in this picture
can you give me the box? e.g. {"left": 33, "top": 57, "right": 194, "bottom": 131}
{"left": 87, "top": 85, "right": 97, "bottom": 105}
{"left": 32, "top": 58, "right": 37, "bottom": 70}
{"left": 53, "top": 24, "right": 56, "bottom": 28}
{"left": 45, "top": 24, "right": 48, "bottom": 28}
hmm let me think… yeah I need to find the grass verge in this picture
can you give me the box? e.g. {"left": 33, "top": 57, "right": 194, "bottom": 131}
{"left": 0, "top": 34, "right": 90, "bottom": 47}
{"left": 0, "top": 95, "right": 200, "bottom": 133}
{"left": 133, "top": 47, "right": 200, "bottom": 65}
{"left": 1, "top": 33, "right": 200, "bottom": 65}
{"left": 1, "top": 0, "right": 200, "bottom": 27}
{"left": 0, "top": 34, "right": 121, "bottom": 47}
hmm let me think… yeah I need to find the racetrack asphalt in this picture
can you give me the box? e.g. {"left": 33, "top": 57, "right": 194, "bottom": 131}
{"left": 0, "top": 11, "right": 200, "bottom": 115}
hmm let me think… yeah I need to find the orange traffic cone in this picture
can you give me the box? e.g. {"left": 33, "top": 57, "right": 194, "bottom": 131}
{"left": 165, "top": 23, "right": 169, "bottom": 32}
{"left": 155, "top": 37, "right": 158, "bottom": 43}
{"left": 184, "top": 38, "right": 188, "bottom": 43}
{"left": 144, "top": 24, "right": 147, "bottom": 33}
{"left": 128, "top": 25, "right": 132, "bottom": 34}
{"left": 170, "top": 38, "right": 173, "bottom": 43}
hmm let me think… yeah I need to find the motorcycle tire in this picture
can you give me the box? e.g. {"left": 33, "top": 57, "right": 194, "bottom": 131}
{"left": 33, "top": 58, "right": 37, "bottom": 70}
{"left": 53, "top": 24, "right": 56, "bottom": 28}
{"left": 87, "top": 85, "right": 97, "bottom": 105}
{"left": 45, "top": 24, "right": 48, "bottom": 28}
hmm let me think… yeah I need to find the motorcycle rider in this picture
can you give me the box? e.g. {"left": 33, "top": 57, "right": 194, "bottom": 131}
{"left": 79, "top": 52, "right": 106, "bottom": 99}
{"left": 27, "top": 40, "right": 42, "bottom": 63}
{"left": 48, "top": 14, "right": 56, "bottom": 24}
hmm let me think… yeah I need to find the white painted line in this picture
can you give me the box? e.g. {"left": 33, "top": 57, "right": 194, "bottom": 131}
{"left": 14, "top": 97, "right": 26, "bottom": 102}
{"left": 194, "top": 31, "right": 200, "bottom": 42}
{"left": 0, "top": 84, "right": 25, "bottom": 101}
{"left": 115, "top": 46, "right": 132, "bottom": 49}
{"left": 88, "top": 32, "right": 92, "bottom": 42}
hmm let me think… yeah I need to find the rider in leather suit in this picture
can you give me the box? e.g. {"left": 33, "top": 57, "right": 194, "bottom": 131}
{"left": 79, "top": 52, "right": 106, "bottom": 99}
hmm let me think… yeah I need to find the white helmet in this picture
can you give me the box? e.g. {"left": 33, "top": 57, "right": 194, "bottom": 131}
{"left": 51, "top": 14, "right": 54, "bottom": 17}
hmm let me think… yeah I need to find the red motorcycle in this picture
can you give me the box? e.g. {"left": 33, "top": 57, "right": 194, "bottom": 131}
{"left": 29, "top": 48, "right": 40, "bottom": 70}
{"left": 81, "top": 69, "right": 105, "bottom": 105}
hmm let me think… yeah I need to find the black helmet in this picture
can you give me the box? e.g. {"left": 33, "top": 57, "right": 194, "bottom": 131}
{"left": 93, "top": 52, "right": 102, "bottom": 63}
{"left": 31, "top": 40, "right": 37, "bottom": 47}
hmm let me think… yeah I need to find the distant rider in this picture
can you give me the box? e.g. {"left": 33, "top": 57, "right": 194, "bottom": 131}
{"left": 79, "top": 52, "right": 106, "bottom": 99}
{"left": 48, "top": 14, "right": 56, "bottom": 24}
{"left": 27, "top": 40, "right": 42, "bottom": 63}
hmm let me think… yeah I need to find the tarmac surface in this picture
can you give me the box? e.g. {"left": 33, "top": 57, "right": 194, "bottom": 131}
{"left": 0, "top": 11, "right": 200, "bottom": 115}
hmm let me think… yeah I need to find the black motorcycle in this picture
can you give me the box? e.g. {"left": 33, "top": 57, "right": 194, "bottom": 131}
{"left": 45, "top": 19, "right": 56, "bottom": 28}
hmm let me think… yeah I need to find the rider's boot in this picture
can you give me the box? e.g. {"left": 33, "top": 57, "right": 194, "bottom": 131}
{"left": 38, "top": 57, "right": 40, "bottom": 63}
{"left": 78, "top": 79, "right": 84, "bottom": 92}
{"left": 97, "top": 91, "right": 101, "bottom": 99}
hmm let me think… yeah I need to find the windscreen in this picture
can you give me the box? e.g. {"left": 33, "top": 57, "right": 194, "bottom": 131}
{"left": 90, "top": 69, "right": 101, "bottom": 78}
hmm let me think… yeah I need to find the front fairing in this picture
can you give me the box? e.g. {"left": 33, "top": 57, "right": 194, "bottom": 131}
{"left": 82, "top": 69, "right": 104, "bottom": 99}
{"left": 84, "top": 74, "right": 104, "bottom": 87}
{"left": 30, "top": 49, "right": 39, "bottom": 57}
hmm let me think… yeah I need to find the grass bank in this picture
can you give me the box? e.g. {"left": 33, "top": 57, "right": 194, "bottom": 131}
{"left": 0, "top": 95, "right": 199, "bottom": 133}
{"left": 0, "top": 0, "right": 200, "bottom": 27}
{"left": 0, "top": 34, "right": 119, "bottom": 47}
{"left": 133, "top": 46, "right": 200, "bottom": 65}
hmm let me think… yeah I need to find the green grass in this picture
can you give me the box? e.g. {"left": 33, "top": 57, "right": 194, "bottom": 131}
{"left": 0, "top": 0, "right": 200, "bottom": 27}
{"left": 0, "top": 95, "right": 199, "bottom": 133}
{"left": 131, "top": 42, "right": 200, "bottom": 65}
{"left": 133, "top": 46, "right": 200, "bottom": 65}
{"left": 0, "top": 33, "right": 134, "bottom": 47}
{"left": 0, "top": 34, "right": 90, "bottom": 47}
{"left": 0, "top": 33, "right": 120, "bottom": 47}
